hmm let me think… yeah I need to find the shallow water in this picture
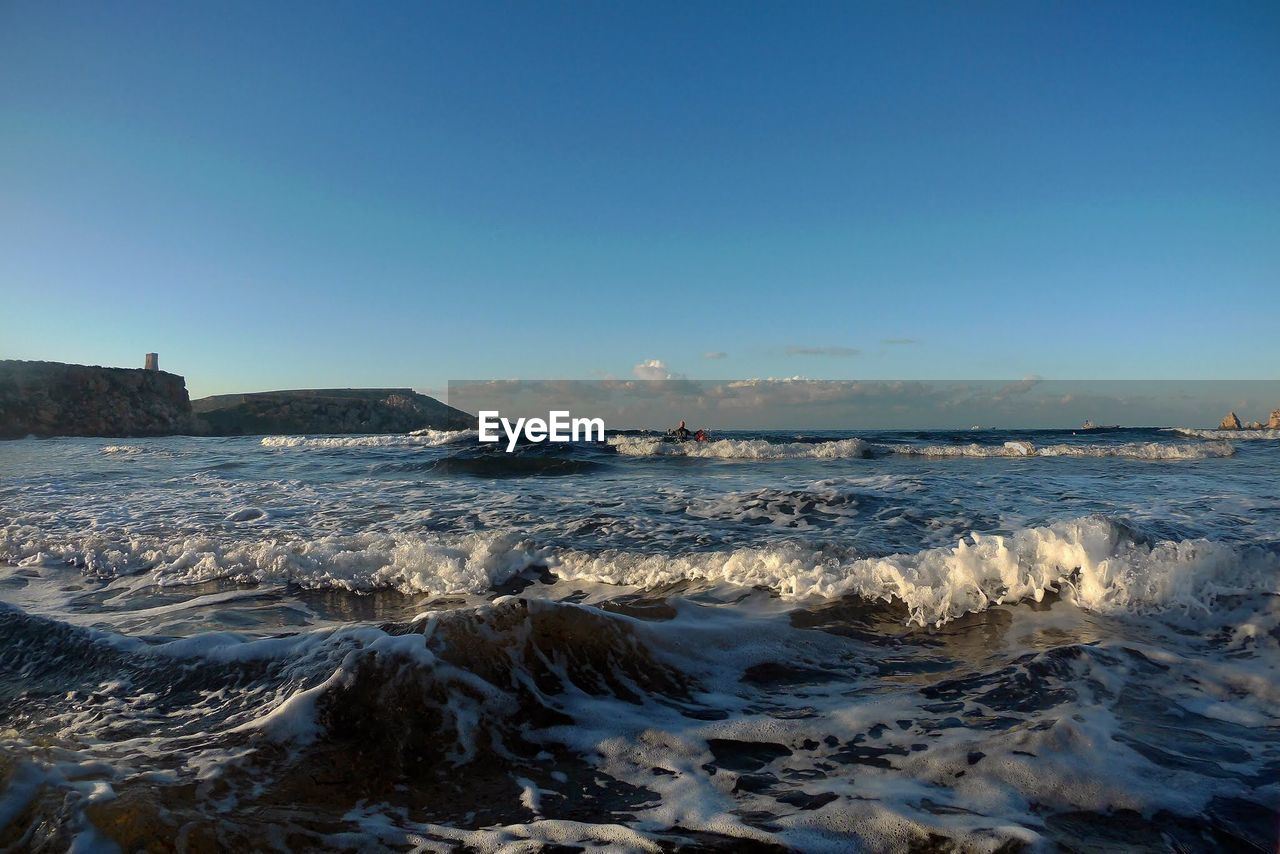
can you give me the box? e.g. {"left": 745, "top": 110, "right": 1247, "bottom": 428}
{"left": 1, "top": 427, "right": 1277, "bottom": 851}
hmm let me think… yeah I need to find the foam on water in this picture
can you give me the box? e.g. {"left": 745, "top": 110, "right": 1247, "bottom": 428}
{"left": 609, "top": 435, "right": 872, "bottom": 459}
{"left": 1170, "top": 427, "right": 1280, "bottom": 440}
{"left": 261, "top": 429, "right": 475, "bottom": 448}
{"left": 100, "top": 444, "right": 147, "bottom": 455}
{"left": 6, "top": 515, "right": 1274, "bottom": 629}
{"left": 610, "top": 435, "right": 1234, "bottom": 460}
{"left": 553, "top": 515, "right": 1279, "bottom": 626}
{"left": 1, "top": 524, "right": 541, "bottom": 596}
{"left": 881, "top": 439, "right": 1234, "bottom": 459}
{"left": 2, "top": 584, "right": 1277, "bottom": 850}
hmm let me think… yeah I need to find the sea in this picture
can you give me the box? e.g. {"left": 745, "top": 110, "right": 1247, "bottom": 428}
{"left": 1, "top": 426, "right": 1277, "bottom": 852}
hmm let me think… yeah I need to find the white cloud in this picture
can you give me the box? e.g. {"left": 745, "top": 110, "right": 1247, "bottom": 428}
{"left": 633, "top": 359, "right": 676, "bottom": 380}
{"left": 881, "top": 338, "right": 917, "bottom": 346}
{"left": 702, "top": 351, "right": 728, "bottom": 360}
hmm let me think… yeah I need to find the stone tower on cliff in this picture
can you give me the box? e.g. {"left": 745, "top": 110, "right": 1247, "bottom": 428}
{"left": 145, "top": 353, "right": 159, "bottom": 371}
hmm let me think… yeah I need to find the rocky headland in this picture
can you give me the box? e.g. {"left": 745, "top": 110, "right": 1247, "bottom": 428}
{"left": 191, "top": 388, "right": 474, "bottom": 436}
{"left": 1, "top": 361, "right": 474, "bottom": 439}
{"left": 0, "top": 360, "right": 192, "bottom": 439}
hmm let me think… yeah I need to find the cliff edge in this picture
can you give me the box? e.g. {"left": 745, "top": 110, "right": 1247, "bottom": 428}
{"left": 191, "top": 388, "right": 474, "bottom": 436}
{"left": 0, "top": 360, "right": 192, "bottom": 439}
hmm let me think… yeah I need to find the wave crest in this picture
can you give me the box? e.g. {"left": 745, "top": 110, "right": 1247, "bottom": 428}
{"left": 261, "top": 430, "right": 475, "bottom": 449}
{"left": 609, "top": 436, "right": 1233, "bottom": 461}
{"left": 552, "top": 516, "right": 1278, "bottom": 626}
{"left": 7, "top": 518, "right": 1273, "bottom": 628}
{"left": 1170, "top": 428, "right": 1280, "bottom": 440}
{"left": 882, "top": 440, "right": 1234, "bottom": 459}
{"left": 608, "top": 436, "right": 872, "bottom": 459}
{"left": 2, "top": 525, "right": 542, "bottom": 594}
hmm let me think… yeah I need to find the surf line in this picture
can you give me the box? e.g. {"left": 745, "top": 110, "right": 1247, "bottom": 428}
{"left": 478, "top": 410, "right": 605, "bottom": 452}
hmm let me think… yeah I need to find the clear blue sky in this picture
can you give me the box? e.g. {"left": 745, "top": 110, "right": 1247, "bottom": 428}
{"left": 2, "top": 1, "right": 1277, "bottom": 399}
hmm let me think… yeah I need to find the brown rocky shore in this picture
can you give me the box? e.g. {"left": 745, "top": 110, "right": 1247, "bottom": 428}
{"left": 1218, "top": 409, "right": 1280, "bottom": 431}
{"left": 0, "top": 360, "right": 473, "bottom": 439}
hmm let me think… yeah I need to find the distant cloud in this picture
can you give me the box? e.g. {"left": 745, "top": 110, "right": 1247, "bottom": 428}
{"left": 785, "top": 345, "right": 860, "bottom": 357}
{"left": 702, "top": 351, "right": 728, "bottom": 360}
{"left": 633, "top": 358, "right": 678, "bottom": 380}
{"left": 881, "top": 338, "right": 917, "bottom": 346}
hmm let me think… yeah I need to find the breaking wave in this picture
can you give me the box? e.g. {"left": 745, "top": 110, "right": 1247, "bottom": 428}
{"left": 6, "top": 517, "right": 1274, "bottom": 628}
{"left": 553, "top": 516, "right": 1278, "bottom": 626}
{"left": 609, "top": 436, "right": 873, "bottom": 459}
{"left": 880, "top": 439, "right": 1234, "bottom": 459}
{"left": 2, "top": 525, "right": 543, "bottom": 594}
{"left": 1170, "top": 427, "right": 1280, "bottom": 440}
{"left": 610, "top": 436, "right": 1234, "bottom": 461}
{"left": 260, "top": 429, "right": 475, "bottom": 449}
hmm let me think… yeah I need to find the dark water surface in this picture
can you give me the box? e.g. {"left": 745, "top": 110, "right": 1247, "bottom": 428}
{"left": 1, "top": 427, "right": 1277, "bottom": 851}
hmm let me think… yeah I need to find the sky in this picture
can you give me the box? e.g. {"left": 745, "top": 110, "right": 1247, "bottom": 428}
{"left": 2, "top": 1, "right": 1278, "bottom": 402}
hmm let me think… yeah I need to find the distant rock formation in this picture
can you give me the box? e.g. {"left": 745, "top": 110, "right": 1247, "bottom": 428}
{"left": 1215, "top": 409, "right": 1280, "bottom": 431}
{"left": 0, "top": 360, "right": 192, "bottom": 439}
{"left": 191, "top": 388, "right": 474, "bottom": 436}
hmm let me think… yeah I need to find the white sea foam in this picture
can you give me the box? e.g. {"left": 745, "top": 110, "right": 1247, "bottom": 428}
{"left": 408, "top": 427, "right": 477, "bottom": 444}
{"left": 884, "top": 440, "right": 1234, "bottom": 459}
{"left": 8, "top": 517, "right": 1272, "bottom": 628}
{"left": 1, "top": 525, "right": 542, "bottom": 596}
{"left": 610, "top": 436, "right": 1233, "bottom": 461}
{"left": 551, "top": 516, "right": 1278, "bottom": 626}
{"left": 609, "top": 436, "right": 872, "bottom": 459}
{"left": 100, "top": 444, "right": 147, "bottom": 455}
{"left": 879, "top": 440, "right": 1038, "bottom": 457}
{"left": 260, "top": 430, "right": 474, "bottom": 449}
{"left": 1033, "top": 440, "right": 1235, "bottom": 458}
{"left": 1170, "top": 427, "right": 1280, "bottom": 440}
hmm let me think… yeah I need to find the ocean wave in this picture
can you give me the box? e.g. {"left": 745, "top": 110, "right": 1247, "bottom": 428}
{"left": 260, "top": 429, "right": 475, "bottom": 449}
{"left": 408, "top": 427, "right": 477, "bottom": 443}
{"left": 608, "top": 436, "right": 872, "bottom": 459}
{"left": 610, "top": 436, "right": 1234, "bottom": 461}
{"left": 881, "top": 440, "right": 1234, "bottom": 459}
{"left": 99, "top": 444, "right": 176, "bottom": 457}
{"left": 100, "top": 444, "right": 148, "bottom": 455}
{"left": 2, "top": 525, "right": 542, "bottom": 594}
{"left": 7, "top": 517, "right": 1274, "bottom": 628}
{"left": 4, "top": 579, "right": 1274, "bottom": 851}
{"left": 877, "top": 440, "right": 1037, "bottom": 457}
{"left": 552, "top": 516, "right": 1278, "bottom": 626}
{"left": 1169, "top": 427, "right": 1280, "bottom": 440}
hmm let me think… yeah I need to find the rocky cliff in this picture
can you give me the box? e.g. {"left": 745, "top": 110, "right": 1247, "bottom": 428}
{"left": 0, "top": 360, "right": 192, "bottom": 439}
{"left": 191, "top": 388, "right": 474, "bottom": 436}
